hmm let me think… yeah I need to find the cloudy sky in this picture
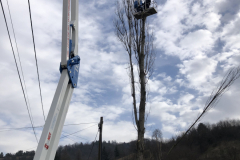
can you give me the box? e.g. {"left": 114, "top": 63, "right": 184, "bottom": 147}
{"left": 0, "top": 0, "right": 240, "bottom": 154}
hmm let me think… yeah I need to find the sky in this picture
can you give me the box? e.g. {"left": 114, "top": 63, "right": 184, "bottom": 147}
{"left": 0, "top": 0, "right": 240, "bottom": 154}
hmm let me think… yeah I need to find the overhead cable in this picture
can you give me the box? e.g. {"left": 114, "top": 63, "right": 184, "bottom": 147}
{"left": 61, "top": 130, "right": 88, "bottom": 141}
{"left": 27, "top": 0, "right": 45, "bottom": 121}
{"left": 0, "top": 125, "right": 43, "bottom": 132}
{"left": 60, "top": 124, "right": 98, "bottom": 139}
{"left": 0, "top": 122, "right": 98, "bottom": 132}
{"left": 0, "top": 0, "right": 38, "bottom": 143}
{"left": 6, "top": 0, "right": 36, "bottom": 134}
{"left": 24, "top": 146, "right": 37, "bottom": 151}
{"left": 24, "top": 126, "right": 98, "bottom": 152}
{"left": 87, "top": 130, "right": 99, "bottom": 160}
{"left": 61, "top": 132, "right": 78, "bottom": 142}
{"left": 166, "top": 66, "right": 240, "bottom": 156}
{"left": 63, "top": 122, "right": 98, "bottom": 126}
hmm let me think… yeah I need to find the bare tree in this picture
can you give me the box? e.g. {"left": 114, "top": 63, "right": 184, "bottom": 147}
{"left": 114, "top": 0, "right": 156, "bottom": 159}
{"left": 152, "top": 129, "right": 163, "bottom": 160}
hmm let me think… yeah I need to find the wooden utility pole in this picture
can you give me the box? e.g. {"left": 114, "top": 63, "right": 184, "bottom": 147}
{"left": 98, "top": 117, "right": 103, "bottom": 160}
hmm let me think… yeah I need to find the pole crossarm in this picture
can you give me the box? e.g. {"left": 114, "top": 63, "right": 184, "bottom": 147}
{"left": 34, "top": 0, "right": 79, "bottom": 160}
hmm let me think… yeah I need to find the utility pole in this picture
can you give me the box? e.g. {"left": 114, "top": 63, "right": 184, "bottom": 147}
{"left": 98, "top": 117, "right": 103, "bottom": 160}
{"left": 33, "top": 0, "right": 79, "bottom": 160}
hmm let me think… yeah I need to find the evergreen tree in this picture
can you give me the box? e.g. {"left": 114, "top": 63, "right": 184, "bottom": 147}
{"left": 0, "top": 152, "right": 3, "bottom": 158}
{"left": 114, "top": 145, "right": 120, "bottom": 158}
{"left": 60, "top": 149, "right": 71, "bottom": 160}
{"left": 102, "top": 146, "right": 110, "bottom": 160}
{"left": 76, "top": 149, "right": 82, "bottom": 160}
{"left": 54, "top": 153, "right": 60, "bottom": 160}
{"left": 16, "top": 150, "right": 23, "bottom": 156}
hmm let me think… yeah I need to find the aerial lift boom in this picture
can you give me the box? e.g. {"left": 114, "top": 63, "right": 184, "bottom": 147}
{"left": 33, "top": 0, "right": 79, "bottom": 160}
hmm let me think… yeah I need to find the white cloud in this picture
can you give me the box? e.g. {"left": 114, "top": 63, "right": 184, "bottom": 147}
{"left": 178, "top": 55, "right": 218, "bottom": 90}
{"left": 204, "top": 12, "right": 221, "bottom": 31}
{"left": 0, "top": 0, "right": 240, "bottom": 155}
{"left": 178, "top": 93, "right": 194, "bottom": 105}
{"left": 179, "top": 30, "right": 214, "bottom": 56}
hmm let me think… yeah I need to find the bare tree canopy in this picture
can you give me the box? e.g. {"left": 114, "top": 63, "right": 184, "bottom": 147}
{"left": 114, "top": 0, "right": 156, "bottom": 159}
{"left": 152, "top": 129, "right": 162, "bottom": 141}
{"left": 152, "top": 129, "right": 163, "bottom": 160}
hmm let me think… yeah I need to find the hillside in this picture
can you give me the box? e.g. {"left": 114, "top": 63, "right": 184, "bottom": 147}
{"left": 1, "top": 119, "right": 240, "bottom": 160}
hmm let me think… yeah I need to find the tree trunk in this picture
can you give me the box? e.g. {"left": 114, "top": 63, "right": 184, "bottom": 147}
{"left": 129, "top": 53, "right": 138, "bottom": 126}
{"left": 114, "top": 1, "right": 157, "bottom": 159}
{"left": 137, "top": 17, "right": 146, "bottom": 160}
{"left": 158, "top": 141, "right": 162, "bottom": 160}
{"left": 128, "top": 10, "right": 138, "bottom": 129}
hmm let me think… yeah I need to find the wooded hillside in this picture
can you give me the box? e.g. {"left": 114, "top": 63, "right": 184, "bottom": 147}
{"left": 1, "top": 119, "right": 240, "bottom": 160}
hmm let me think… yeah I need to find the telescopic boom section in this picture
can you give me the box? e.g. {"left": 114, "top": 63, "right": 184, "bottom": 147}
{"left": 34, "top": 1, "right": 80, "bottom": 160}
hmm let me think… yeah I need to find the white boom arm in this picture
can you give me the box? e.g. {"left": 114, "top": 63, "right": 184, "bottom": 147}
{"left": 34, "top": 0, "right": 79, "bottom": 160}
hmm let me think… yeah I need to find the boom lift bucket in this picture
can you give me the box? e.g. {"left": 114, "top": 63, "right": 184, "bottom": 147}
{"left": 133, "top": 0, "right": 157, "bottom": 19}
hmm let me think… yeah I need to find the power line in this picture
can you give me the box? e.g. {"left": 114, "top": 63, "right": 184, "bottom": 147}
{"left": 25, "top": 146, "right": 37, "bottom": 151}
{"left": 63, "top": 122, "right": 98, "bottom": 126}
{"left": 0, "top": 0, "right": 38, "bottom": 143}
{"left": 24, "top": 126, "right": 98, "bottom": 152}
{"left": 27, "top": 0, "right": 45, "bottom": 122}
{"left": 5, "top": 0, "right": 37, "bottom": 135}
{"left": 0, "top": 123, "right": 98, "bottom": 132}
{"left": 24, "top": 135, "right": 81, "bottom": 152}
{"left": 61, "top": 132, "right": 79, "bottom": 143}
{"left": 60, "top": 124, "right": 98, "bottom": 139}
{"left": 87, "top": 130, "right": 99, "bottom": 160}
{"left": 166, "top": 66, "right": 240, "bottom": 156}
{"left": 61, "top": 131, "right": 88, "bottom": 141}
{"left": 0, "top": 125, "right": 43, "bottom": 132}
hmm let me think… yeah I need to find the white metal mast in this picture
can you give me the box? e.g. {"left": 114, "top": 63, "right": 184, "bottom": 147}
{"left": 34, "top": 0, "right": 79, "bottom": 160}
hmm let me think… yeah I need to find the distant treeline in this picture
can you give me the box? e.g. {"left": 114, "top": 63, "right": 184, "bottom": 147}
{"left": 2, "top": 119, "right": 240, "bottom": 160}
{"left": 162, "top": 119, "right": 240, "bottom": 160}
